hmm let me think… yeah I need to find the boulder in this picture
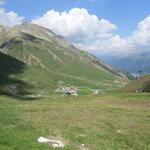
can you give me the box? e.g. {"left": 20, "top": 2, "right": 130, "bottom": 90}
{"left": 37, "top": 136, "right": 64, "bottom": 148}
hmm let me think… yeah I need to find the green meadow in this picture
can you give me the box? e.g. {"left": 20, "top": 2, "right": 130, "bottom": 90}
{"left": 0, "top": 93, "right": 149, "bottom": 150}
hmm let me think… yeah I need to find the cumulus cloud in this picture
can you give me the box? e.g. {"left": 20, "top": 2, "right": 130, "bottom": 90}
{"left": 0, "top": 8, "right": 24, "bottom": 27}
{"left": 32, "top": 8, "right": 150, "bottom": 56}
{"left": 0, "top": 4, "right": 149, "bottom": 57}
{"left": 131, "top": 15, "right": 150, "bottom": 47}
{"left": 32, "top": 8, "right": 117, "bottom": 44}
{"left": 73, "top": 14, "right": 150, "bottom": 56}
{"left": 32, "top": 8, "right": 150, "bottom": 57}
{"left": 106, "top": 15, "right": 150, "bottom": 56}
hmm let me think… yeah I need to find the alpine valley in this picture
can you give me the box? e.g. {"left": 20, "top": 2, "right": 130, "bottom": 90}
{"left": 0, "top": 23, "right": 131, "bottom": 97}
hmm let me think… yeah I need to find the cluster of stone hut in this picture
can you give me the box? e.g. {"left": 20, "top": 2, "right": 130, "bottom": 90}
{"left": 55, "top": 86, "right": 102, "bottom": 96}
{"left": 55, "top": 87, "right": 78, "bottom": 96}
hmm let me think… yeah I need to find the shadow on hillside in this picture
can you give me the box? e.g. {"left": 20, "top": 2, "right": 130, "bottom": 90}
{"left": 0, "top": 52, "right": 36, "bottom": 100}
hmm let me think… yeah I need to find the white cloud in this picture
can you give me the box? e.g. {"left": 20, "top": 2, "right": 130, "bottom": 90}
{"left": 131, "top": 15, "right": 150, "bottom": 47}
{"left": 32, "top": 8, "right": 150, "bottom": 57}
{"left": 73, "top": 14, "right": 150, "bottom": 57}
{"left": 0, "top": 8, "right": 24, "bottom": 27}
{"left": 107, "top": 15, "right": 150, "bottom": 56}
{"left": 0, "top": 5, "right": 145, "bottom": 58}
{"left": 32, "top": 8, "right": 117, "bottom": 44}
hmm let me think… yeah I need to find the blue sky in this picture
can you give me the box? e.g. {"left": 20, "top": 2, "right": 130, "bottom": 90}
{"left": 3, "top": 0, "right": 150, "bottom": 37}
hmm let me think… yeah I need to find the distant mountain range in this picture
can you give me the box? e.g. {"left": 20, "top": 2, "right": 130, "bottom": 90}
{"left": 93, "top": 52, "right": 150, "bottom": 74}
{"left": 0, "top": 23, "right": 130, "bottom": 97}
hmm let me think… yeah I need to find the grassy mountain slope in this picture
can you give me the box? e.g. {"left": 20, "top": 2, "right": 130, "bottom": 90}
{"left": 0, "top": 23, "right": 128, "bottom": 96}
{"left": 0, "top": 52, "right": 32, "bottom": 96}
{"left": 119, "top": 75, "right": 150, "bottom": 93}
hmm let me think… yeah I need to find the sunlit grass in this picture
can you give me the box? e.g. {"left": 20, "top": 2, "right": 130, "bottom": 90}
{"left": 0, "top": 93, "right": 149, "bottom": 150}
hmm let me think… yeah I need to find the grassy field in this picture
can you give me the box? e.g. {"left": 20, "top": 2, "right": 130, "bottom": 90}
{"left": 0, "top": 93, "right": 150, "bottom": 150}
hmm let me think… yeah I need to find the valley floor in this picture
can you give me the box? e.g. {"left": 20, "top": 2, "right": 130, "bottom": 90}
{"left": 0, "top": 93, "right": 150, "bottom": 150}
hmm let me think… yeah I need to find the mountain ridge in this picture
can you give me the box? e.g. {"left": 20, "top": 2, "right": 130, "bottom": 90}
{"left": 0, "top": 23, "right": 129, "bottom": 96}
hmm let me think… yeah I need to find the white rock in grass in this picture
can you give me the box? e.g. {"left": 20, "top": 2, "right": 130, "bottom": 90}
{"left": 37, "top": 137, "right": 64, "bottom": 148}
{"left": 117, "top": 129, "right": 122, "bottom": 134}
{"left": 52, "top": 141, "right": 64, "bottom": 148}
{"left": 37, "top": 137, "right": 50, "bottom": 144}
